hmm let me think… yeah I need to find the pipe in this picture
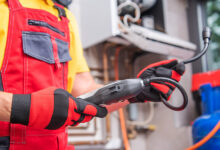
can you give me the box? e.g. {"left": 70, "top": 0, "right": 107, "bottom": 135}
{"left": 128, "top": 104, "right": 138, "bottom": 121}
{"left": 68, "top": 119, "right": 97, "bottom": 136}
{"left": 127, "top": 102, "right": 154, "bottom": 126}
{"left": 118, "top": 1, "right": 141, "bottom": 27}
{"left": 103, "top": 44, "right": 112, "bottom": 84}
{"left": 141, "top": 0, "right": 157, "bottom": 12}
{"left": 102, "top": 43, "right": 116, "bottom": 141}
{"left": 114, "top": 46, "right": 131, "bottom": 150}
{"left": 128, "top": 52, "right": 154, "bottom": 127}
{"left": 68, "top": 44, "right": 114, "bottom": 146}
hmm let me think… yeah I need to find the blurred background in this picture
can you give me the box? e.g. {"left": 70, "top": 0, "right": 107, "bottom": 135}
{"left": 65, "top": 0, "right": 220, "bottom": 149}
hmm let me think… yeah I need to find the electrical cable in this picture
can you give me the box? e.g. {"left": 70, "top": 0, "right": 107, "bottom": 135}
{"left": 182, "top": 43, "right": 209, "bottom": 64}
{"left": 144, "top": 27, "right": 211, "bottom": 111}
{"left": 146, "top": 77, "right": 188, "bottom": 111}
{"left": 182, "top": 27, "right": 211, "bottom": 64}
{"left": 185, "top": 121, "right": 220, "bottom": 150}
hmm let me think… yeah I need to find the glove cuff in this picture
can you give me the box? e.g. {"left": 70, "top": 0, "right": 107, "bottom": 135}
{"left": 10, "top": 94, "right": 31, "bottom": 125}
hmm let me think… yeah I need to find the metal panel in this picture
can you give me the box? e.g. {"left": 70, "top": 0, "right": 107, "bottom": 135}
{"left": 187, "top": 0, "right": 208, "bottom": 73}
{"left": 130, "top": 24, "right": 197, "bottom": 50}
{"left": 69, "top": 0, "right": 120, "bottom": 49}
{"left": 120, "top": 29, "right": 196, "bottom": 59}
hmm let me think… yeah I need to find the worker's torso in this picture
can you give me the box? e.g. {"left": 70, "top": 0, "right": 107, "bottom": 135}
{"left": 0, "top": 0, "right": 72, "bottom": 149}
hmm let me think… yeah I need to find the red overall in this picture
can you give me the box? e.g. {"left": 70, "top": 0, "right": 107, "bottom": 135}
{"left": 0, "top": 0, "right": 73, "bottom": 149}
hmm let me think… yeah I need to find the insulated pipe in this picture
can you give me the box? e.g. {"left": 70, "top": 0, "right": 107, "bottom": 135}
{"left": 141, "top": 0, "right": 157, "bottom": 12}
{"left": 118, "top": 1, "right": 141, "bottom": 27}
{"left": 114, "top": 47, "right": 131, "bottom": 150}
{"left": 128, "top": 104, "right": 138, "bottom": 121}
{"left": 127, "top": 102, "right": 154, "bottom": 126}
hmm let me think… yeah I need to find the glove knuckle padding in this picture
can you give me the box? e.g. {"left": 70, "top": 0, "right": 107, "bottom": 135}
{"left": 46, "top": 89, "right": 69, "bottom": 130}
{"left": 134, "top": 59, "right": 184, "bottom": 103}
{"left": 74, "top": 98, "right": 88, "bottom": 113}
{"left": 160, "top": 59, "right": 177, "bottom": 68}
{"left": 95, "top": 106, "right": 107, "bottom": 118}
{"left": 155, "top": 67, "right": 172, "bottom": 78}
{"left": 139, "top": 68, "right": 155, "bottom": 79}
{"left": 74, "top": 98, "right": 107, "bottom": 118}
{"left": 134, "top": 86, "right": 161, "bottom": 102}
{"left": 174, "top": 62, "right": 185, "bottom": 75}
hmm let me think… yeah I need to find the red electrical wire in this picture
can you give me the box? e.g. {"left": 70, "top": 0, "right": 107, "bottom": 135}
{"left": 185, "top": 121, "right": 220, "bottom": 150}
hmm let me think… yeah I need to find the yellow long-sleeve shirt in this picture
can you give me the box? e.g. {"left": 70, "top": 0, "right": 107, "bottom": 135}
{"left": 0, "top": 0, "right": 89, "bottom": 92}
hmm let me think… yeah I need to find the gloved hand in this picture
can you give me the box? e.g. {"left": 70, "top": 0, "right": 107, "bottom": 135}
{"left": 10, "top": 87, "right": 107, "bottom": 130}
{"left": 129, "top": 59, "right": 185, "bottom": 103}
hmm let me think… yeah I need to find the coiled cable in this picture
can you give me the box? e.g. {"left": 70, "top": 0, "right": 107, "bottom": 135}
{"left": 146, "top": 27, "right": 211, "bottom": 111}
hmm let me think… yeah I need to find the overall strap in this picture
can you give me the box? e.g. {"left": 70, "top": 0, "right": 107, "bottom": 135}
{"left": 53, "top": 2, "right": 67, "bottom": 18}
{"left": 0, "top": 74, "right": 4, "bottom": 91}
{"left": 8, "top": 0, "right": 23, "bottom": 10}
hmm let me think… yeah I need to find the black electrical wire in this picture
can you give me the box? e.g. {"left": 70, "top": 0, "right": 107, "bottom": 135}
{"left": 182, "top": 27, "right": 211, "bottom": 64}
{"left": 145, "top": 77, "right": 188, "bottom": 111}
{"left": 182, "top": 43, "right": 209, "bottom": 64}
{"left": 147, "top": 27, "right": 211, "bottom": 111}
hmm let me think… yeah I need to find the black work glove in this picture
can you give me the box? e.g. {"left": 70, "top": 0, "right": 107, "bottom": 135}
{"left": 129, "top": 59, "right": 185, "bottom": 103}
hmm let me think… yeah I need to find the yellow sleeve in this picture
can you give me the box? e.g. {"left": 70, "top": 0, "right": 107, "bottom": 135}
{"left": 66, "top": 9, "right": 90, "bottom": 92}
{"left": 66, "top": 9, "right": 90, "bottom": 74}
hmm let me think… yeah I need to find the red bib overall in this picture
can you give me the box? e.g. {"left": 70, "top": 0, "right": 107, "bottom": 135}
{"left": 0, "top": 0, "right": 73, "bottom": 149}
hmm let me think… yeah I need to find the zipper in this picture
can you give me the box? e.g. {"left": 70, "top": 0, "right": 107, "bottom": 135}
{"left": 28, "top": 20, "right": 65, "bottom": 36}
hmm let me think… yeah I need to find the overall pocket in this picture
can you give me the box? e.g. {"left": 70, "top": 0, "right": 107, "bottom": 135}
{"left": 22, "top": 31, "right": 71, "bottom": 93}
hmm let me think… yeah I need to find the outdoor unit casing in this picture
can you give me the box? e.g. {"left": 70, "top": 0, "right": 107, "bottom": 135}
{"left": 70, "top": 0, "right": 119, "bottom": 49}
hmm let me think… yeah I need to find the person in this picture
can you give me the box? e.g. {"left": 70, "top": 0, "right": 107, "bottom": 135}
{"left": 0, "top": 0, "right": 185, "bottom": 149}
